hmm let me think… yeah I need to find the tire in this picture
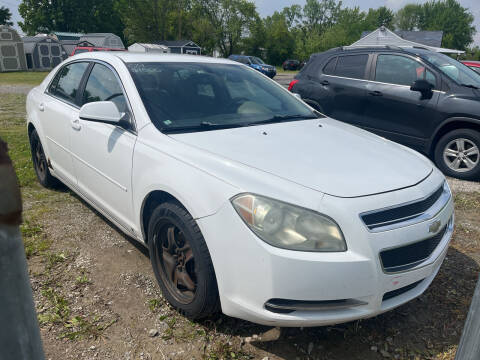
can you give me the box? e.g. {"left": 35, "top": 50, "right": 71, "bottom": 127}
{"left": 147, "top": 201, "right": 220, "bottom": 319}
{"left": 434, "top": 128, "right": 480, "bottom": 181}
{"left": 29, "top": 129, "right": 60, "bottom": 188}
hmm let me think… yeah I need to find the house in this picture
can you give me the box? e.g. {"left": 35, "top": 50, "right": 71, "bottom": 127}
{"left": 78, "top": 33, "right": 124, "bottom": 49}
{"left": 52, "top": 31, "right": 83, "bottom": 41}
{"left": 0, "top": 25, "right": 27, "bottom": 72}
{"left": 154, "top": 40, "right": 201, "bottom": 55}
{"left": 22, "top": 36, "right": 68, "bottom": 70}
{"left": 351, "top": 26, "right": 464, "bottom": 54}
{"left": 128, "top": 43, "right": 170, "bottom": 53}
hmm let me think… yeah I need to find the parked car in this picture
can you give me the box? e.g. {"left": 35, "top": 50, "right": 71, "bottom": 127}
{"left": 283, "top": 59, "right": 301, "bottom": 71}
{"left": 71, "top": 46, "right": 126, "bottom": 56}
{"left": 462, "top": 60, "right": 480, "bottom": 75}
{"left": 228, "top": 55, "right": 276, "bottom": 78}
{"left": 290, "top": 47, "right": 480, "bottom": 180}
{"left": 27, "top": 52, "right": 454, "bottom": 326}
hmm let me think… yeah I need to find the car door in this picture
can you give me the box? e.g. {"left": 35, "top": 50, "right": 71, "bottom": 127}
{"left": 70, "top": 61, "right": 137, "bottom": 231}
{"left": 363, "top": 53, "right": 440, "bottom": 151}
{"left": 41, "top": 61, "right": 89, "bottom": 185}
{"left": 303, "top": 53, "right": 370, "bottom": 124}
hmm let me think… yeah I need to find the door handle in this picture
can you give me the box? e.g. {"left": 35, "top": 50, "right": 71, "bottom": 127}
{"left": 321, "top": 80, "right": 330, "bottom": 86}
{"left": 38, "top": 103, "right": 45, "bottom": 112}
{"left": 71, "top": 118, "right": 81, "bottom": 131}
{"left": 368, "top": 90, "right": 383, "bottom": 97}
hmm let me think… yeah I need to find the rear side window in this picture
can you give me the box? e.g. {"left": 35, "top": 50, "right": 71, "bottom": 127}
{"left": 323, "top": 57, "right": 337, "bottom": 75}
{"left": 49, "top": 62, "right": 89, "bottom": 104}
{"left": 334, "top": 55, "right": 368, "bottom": 79}
{"left": 82, "top": 63, "right": 128, "bottom": 113}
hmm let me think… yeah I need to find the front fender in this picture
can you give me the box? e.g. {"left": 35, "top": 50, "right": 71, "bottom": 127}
{"left": 428, "top": 116, "right": 480, "bottom": 152}
{"left": 132, "top": 137, "right": 240, "bottom": 241}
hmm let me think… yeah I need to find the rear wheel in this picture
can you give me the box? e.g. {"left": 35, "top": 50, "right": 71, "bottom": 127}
{"left": 147, "top": 202, "right": 219, "bottom": 319}
{"left": 434, "top": 129, "right": 480, "bottom": 180}
{"left": 29, "top": 129, "right": 59, "bottom": 188}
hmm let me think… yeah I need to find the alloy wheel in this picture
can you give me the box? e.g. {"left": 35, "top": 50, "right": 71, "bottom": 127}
{"left": 443, "top": 138, "right": 479, "bottom": 173}
{"left": 153, "top": 222, "right": 196, "bottom": 304}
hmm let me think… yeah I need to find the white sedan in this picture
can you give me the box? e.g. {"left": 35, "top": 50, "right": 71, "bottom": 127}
{"left": 26, "top": 52, "right": 454, "bottom": 327}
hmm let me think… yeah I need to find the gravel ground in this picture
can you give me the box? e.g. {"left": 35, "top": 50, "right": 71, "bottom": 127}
{"left": 0, "top": 84, "right": 34, "bottom": 94}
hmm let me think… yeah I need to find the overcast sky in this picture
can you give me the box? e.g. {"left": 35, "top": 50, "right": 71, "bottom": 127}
{"left": 2, "top": 0, "right": 479, "bottom": 46}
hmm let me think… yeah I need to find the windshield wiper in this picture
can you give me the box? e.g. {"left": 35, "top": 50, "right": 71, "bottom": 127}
{"left": 162, "top": 121, "right": 247, "bottom": 133}
{"left": 461, "top": 83, "right": 479, "bottom": 89}
{"left": 247, "top": 114, "right": 319, "bottom": 126}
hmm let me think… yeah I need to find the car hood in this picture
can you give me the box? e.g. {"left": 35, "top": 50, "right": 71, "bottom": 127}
{"left": 169, "top": 118, "right": 433, "bottom": 198}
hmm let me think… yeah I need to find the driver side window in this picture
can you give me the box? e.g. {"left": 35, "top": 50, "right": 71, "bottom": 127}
{"left": 82, "top": 63, "right": 128, "bottom": 113}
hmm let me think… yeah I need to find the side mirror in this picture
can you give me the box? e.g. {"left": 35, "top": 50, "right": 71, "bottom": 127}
{"left": 79, "top": 101, "right": 123, "bottom": 125}
{"left": 410, "top": 79, "right": 434, "bottom": 96}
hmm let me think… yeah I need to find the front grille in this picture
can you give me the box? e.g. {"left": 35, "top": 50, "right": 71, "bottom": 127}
{"left": 382, "top": 279, "right": 423, "bottom": 301}
{"left": 380, "top": 225, "right": 447, "bottom": 273}
{"left": 361, "top": 185, "right": 444, "bottom": 231}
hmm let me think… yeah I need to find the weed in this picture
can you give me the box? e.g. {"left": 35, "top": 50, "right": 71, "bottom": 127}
{"left": 46, "top": 252, "right": 67, "bottom": 269}
{"left": 454, "top": 192, "right": 480, "bottom": 211}
{"left": 147, "top": 298, "right": 162, "bottom": 312}
{"left": 75, "top": 274, "right": 90, "bottom": 285}
{"left": 62, "top": 315, "right": 117, "bottom": 340}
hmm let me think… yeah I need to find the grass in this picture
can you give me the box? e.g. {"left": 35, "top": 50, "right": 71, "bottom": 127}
{"left": 0, "top": 71, "right": 49, "bottom": 85}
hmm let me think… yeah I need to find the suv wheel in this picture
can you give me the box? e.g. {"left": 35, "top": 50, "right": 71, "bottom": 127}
{"left": 147, "top": 202, "right": 220, "bottom": 319}
{"left": 434, "top": 129, "right": 480, "bottom": 180}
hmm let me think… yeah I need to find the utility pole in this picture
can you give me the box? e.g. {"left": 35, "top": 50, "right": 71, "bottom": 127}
{"left": 0, "top": 138, "right": 45, "bottom": 360}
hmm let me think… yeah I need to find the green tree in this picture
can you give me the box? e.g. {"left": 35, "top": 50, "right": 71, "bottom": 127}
{"left": 0, "top": 6, "right": 13, "bottom": 26}
{"left": 303, "top": 0, "right": 342, "bottom": 33}
{"left": 18, "top": 0, "right": 124, "bottom": 39}
{"left": 194, "top": 0, "right": 257, "bottom": 57}
{"left": 364, "top": 6, "right": 394, "bottom": 30}
{"left": 395, "top": 4, "right": 423, "bottom": 30}
{"left": 418, "top": 0, "right": 475, "bottom": 50}
{"left": 282, "top": 4, "right": 302, "bottom": 30}
{"left": 264, "top": 11, "right": 295, "bottom": 65}
{"left": 241, "top": 15, "right": 266, "bottom": 57}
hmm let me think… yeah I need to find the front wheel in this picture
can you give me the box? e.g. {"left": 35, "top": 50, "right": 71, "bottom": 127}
{"left": 147, "top": 202, "right": 220, "bottom": 319}
{"left": 434, "top": 129, "right": 480, "bottom": 180}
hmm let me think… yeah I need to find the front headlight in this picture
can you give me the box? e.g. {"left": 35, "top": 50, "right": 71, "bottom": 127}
{"left": 231, "top": 194, "right": 346, "bottom": 252}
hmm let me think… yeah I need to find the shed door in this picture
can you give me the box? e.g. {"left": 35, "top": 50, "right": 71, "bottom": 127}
{"left": 0, "top": 44, "right": 20, "bottom": 71}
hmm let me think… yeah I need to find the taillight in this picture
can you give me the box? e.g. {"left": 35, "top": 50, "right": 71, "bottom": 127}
{"left": 288, "top": 79, "right": 299, "bottom": 92}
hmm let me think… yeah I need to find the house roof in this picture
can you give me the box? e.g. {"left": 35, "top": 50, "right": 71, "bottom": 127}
{"left": 353, "top": 26, "right": 463, "bottom": 54}
{"left": 53, "top": 31, "right": 83, "bottom": 40}
{"left": 361, "top": 30, "right": 443, "bottom": 47}
{"left": 154, "top": 40, "right": 200, "bottom": 48}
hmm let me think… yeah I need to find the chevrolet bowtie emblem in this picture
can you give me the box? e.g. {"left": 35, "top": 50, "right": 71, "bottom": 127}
{"left": 429, "top": 220, "right": 441, "bottom": 234}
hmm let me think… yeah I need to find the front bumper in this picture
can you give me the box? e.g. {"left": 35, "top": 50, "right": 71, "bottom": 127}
{"left": 197, "top": 174, "right": 454, "bottom": 327}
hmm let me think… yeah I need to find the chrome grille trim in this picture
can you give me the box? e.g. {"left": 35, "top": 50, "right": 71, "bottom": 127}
{"left": 360, "top": 181, "right": 451, "bottom": 233}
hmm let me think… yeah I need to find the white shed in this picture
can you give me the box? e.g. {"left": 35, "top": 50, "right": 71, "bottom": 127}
{"left": 128, "top": 43, "right": 170, "bottom": 53}
{"left": 78, "top": 33, "right": 124, "bottom": 49}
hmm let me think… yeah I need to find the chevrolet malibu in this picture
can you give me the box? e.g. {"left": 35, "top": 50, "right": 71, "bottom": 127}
{"left": 26, "top": 52, "right": 454, "bottom": 327}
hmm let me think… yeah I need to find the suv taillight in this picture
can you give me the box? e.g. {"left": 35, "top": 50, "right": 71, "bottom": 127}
{"left": 288, "top": 79, "right": 299, "bottom": 92}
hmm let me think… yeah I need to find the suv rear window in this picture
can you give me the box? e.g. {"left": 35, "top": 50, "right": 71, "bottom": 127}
{"left": 334, "top": 55, "right": 368, "bottom": 79}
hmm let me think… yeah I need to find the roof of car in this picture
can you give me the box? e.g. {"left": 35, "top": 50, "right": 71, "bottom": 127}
{"left": 70, "top": 51, "right": 238, "bottom": 65}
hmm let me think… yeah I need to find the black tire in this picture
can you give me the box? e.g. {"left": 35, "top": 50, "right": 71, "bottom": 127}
{"left": 434, "top": 128, "right": 480, "bottom": 181}
{"left": 147, "top": 201, "right": 220, "bottom": 319}
{"left": 29, "top": 129, "right": 60, "bottom": 188}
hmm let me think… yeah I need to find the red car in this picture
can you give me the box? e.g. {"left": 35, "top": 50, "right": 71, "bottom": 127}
{"left": 461, "top": 60, "right": 480, "bottom": 74}
{"left": 71, "top": 47, "right": 126, "bottom": 56}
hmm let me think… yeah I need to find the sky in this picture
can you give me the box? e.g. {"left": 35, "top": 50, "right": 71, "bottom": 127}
{"left": 2, "top": 0, "right": 479, "bottom": 46}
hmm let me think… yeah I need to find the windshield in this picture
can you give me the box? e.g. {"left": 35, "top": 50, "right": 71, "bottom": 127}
{"left": 127, "top": 62, "right": 315, "bottom": 132}
{"left": 421, "top": 52, "right": 480, "bottom": 88}
{"left": 251, "top": 57, "right": 265, "bottom": 65}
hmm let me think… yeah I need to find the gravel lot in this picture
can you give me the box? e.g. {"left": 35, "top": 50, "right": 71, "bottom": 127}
{"left": 1, "top": 77, "right": 479, "bottom": 360}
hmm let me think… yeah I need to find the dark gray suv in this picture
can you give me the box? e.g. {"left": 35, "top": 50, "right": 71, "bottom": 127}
{"left": 290, "top": 47, "right": 480, "bottom": 180}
